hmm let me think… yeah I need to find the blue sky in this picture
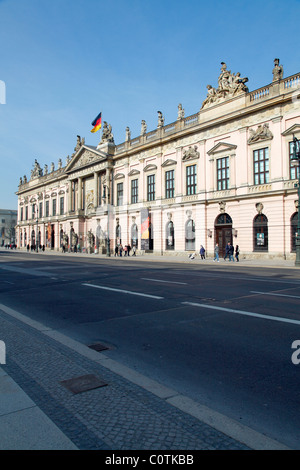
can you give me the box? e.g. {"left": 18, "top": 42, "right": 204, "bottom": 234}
{"left": 0, "top": 0, "right": 299, "bottom": 209}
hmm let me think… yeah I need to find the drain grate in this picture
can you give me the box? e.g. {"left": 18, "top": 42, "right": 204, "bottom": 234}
{"left": 60, "top": 374, "right": 108, "bottom": 394}
{"left": 88, "top": 342, "right": 109, "bottom": 352}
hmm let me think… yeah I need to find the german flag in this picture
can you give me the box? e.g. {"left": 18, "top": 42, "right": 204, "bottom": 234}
{"left": 91, "top": 112, "right": 102, "bottom": 133}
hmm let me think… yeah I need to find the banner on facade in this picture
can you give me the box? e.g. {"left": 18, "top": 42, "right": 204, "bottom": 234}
{"left": 141, "top": 208, "right": 150, "bottom": 250}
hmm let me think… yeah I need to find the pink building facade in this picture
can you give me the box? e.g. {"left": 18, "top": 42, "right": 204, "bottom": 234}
{"left": 16, "top": 60, "right": 300, "bottom": 260}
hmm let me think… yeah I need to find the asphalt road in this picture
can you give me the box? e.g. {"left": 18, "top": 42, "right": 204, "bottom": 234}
{"left": 1, "top": 250, "right": 300, "bottom": 449}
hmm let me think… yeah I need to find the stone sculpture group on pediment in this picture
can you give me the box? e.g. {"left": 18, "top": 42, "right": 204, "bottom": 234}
{"left": 201, "top": 62, "right": 249, "bottom": 109}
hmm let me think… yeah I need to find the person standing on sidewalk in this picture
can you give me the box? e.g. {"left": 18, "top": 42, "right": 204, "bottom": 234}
{"left": 224, "top": 242, "right": 231, "bottom": 260}
{"left": 213, "top": 243, "right": 219, "bottom": 262}
{"left": 235, "top": 245, "right": 240, "bottom": 262}
{"left": 229, "top": 243, "right": 235, "bottom": 262}
{"left": 200, "top": 245, "right": 206, "bottom": 259}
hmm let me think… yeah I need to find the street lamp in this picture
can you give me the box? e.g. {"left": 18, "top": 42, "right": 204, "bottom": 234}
{"left": 291, "top": 135, "right": 300, "bottom": 266}
{"left": 32, "top": 204, "right": 39, "bottom": 253}
{"left": 102, "top": 184, "right": 111, "bottom": 257}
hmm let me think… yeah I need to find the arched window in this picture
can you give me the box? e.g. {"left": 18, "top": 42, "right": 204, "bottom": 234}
{"left": 215, "top": 213, "right": 232, "bottom": 225}
{"left": 253, "top": 214, "right": 268, "bottom": 251}
{"left": 291, "top": 212, "right": 298, "bottom": 253}
{"left": 131, "top": 223, "right": 138, "bottom": 249}
{"left": 116, "top": 224, "right": 121, "bottom": 245}
{"left": 185, "top": 218, "right": 195, "bottom": 251}
{"left": 166, "top": 221, "right": 175, "bottom": 250}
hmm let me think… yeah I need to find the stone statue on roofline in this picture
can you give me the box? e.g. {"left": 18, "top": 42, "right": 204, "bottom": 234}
{"left": 177, "top": 103, "right": 185, "bottom": 120}
{"left": 101, "top": 121, "right": 114, "bottom": 143}
{"left": 30, "top": 159, "right": 43, "bottom": 180}
{"left": 141, "top": 120, "right": 147, "bottom": 135}
{"left": 201, "top": 62, "right": 249, "bottom": 110}
{"left": 272, "top": 58, "right": 283, "bottom": 81}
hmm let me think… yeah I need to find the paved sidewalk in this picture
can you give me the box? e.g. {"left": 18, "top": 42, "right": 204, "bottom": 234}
{"left": 0, "top": 303, "right": 290, "bottom": 451}
{"left": 2, "top": 247, "right": 298, "bottom": 269}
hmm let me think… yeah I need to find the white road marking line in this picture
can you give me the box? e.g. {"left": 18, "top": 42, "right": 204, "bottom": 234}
{"left": 141, "top": 278, "right": 187, "bottom": 285}
{"left": 251, "top": 291, "right": 300, "bottom": 300}
{"left": 182, "top": 301, "right": 300, "bottom": 326}
{"left": 83, "top": 283, "right": 164, "bottom": 299}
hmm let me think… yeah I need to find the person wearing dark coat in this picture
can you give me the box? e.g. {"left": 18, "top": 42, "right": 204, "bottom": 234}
{"left": 224, "top": 242, "right": 231, "bottom": 260}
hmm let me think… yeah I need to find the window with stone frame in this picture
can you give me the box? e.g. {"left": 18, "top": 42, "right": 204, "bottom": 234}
{"left": 253, "top": 148, "right": 269, "bottom": 185}
{"left": 116, "top": 182, "right": 123, "bottom": 206}
{"left": 217, "top": 157, "right": 229, "bottom": 190}
{"left": 147, "top": 174, "right": 155, "bottom": 201}
{"left": 186, "top": 164, "right": 197, "bottom": 195}
{"left": 131, "top": 179, "right": 138, "bottom": 204}
{"left": 165, "top": 169, "right": 175, "bottom": 199}
{"left": 289, "top": 141, "right": 300, "bottom": 180}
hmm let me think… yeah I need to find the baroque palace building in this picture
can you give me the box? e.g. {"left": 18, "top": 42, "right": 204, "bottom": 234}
{"left": 16, "top": 58, "right": 300, "bottom": 259}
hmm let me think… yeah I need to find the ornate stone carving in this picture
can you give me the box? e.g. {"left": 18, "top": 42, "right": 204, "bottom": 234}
{"left": 201, "top": 62, "right": 249, "bottom": 109}
{"left": 272, "top": 58, "right": 283, "bottom": 81}
{"left": 50, "top": 162, "right": 55, "bottom": 173}
{"left": 58, "top": 158, "right": 62, "bottom": 169}
{"left": 256, "top": 202, "right": 264, "bottom": 214}
{"left": 248, "top": 123, "right": 273, "bottom": 144}
{"left": 101, "top": 122, "right": 114, "bottom": 143}
{"left": 141, "top": 120, "right": 147, "bottom": 135}
{"left": 73, "top": 150, "right": 99, "bottom": 169}
{"left": 182, "top": 145, "right": 200, "bottom": 161}
{"left": 125, "top": 126, "right": 131, "bottom": 141}
{"left": 44, "top": 164, "right": 48, "bottom": 175}
{"left": 30, "top": 159, "right": 43, "bottom": 180}
{"left": 219, "top": 201, "right": 226, "bottom": 213}
{"left": 157, "top": 111, "right": 164, "bottom": 128}
{"left": 177, "top": 103, "right": 185, "bottom": 120}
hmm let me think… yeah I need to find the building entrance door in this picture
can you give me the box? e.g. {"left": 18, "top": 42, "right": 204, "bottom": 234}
{"left": 214, "top": 213, "right": 232, "bottom": 258}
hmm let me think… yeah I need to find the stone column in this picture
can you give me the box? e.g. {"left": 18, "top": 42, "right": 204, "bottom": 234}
{"left": 94, "top": 172, "right": 98, "bottom": 208}
{"left": 78, "top": 177, "right": 82, "bottom": 210}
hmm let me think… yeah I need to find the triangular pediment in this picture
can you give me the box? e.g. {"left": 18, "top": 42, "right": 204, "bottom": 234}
{"left": 207, "top": 142, "right": 237, "bottom": 155}
{"left": 282, "top": 124, "right": 300, "bottom": 137}
{"left": 143, "top": 164, "right": 157, "bottom": 172}
{"left": 65, "top": 145, "right": 107, "bottom": 173}
{"left": 128, "top": 169, "right": 140, "bottom": 176}
{"left": 161, "top": 159, "right": 177, "bottom": 167}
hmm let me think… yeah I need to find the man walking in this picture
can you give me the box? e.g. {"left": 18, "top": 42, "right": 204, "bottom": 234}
{"left": 213, "top": 243, "right": 219, "bottom": 262}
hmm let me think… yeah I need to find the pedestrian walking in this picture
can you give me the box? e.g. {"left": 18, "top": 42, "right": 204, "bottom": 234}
{"left": 127, "top": 244, "right": 131, "bottom": 256}
{"left": 119, "top": 244, "right": 123, "bottom": 256}
{"left": 229, "top": 243, "right": 234, "bottom": 262}
{"left": 224, "top": 242, "right": 231, "bottom": 260}
{"left": 115, "top": 245, "right": 119, "bottom": 257}
{"left": 199, "top": 245, "right": 206, "bottom": 259}
{"left": 235, "top": 245, "right": 240, "bottom": 262}
{"left": 213, "top": 243, "right": 219, "bottom": 262}
{"left": 132, "top": 246, "right": 136, "bottom": 256}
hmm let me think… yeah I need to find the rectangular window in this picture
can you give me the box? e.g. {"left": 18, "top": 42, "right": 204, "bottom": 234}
{"left": 186, "top": 165, "right": 197, "bottom": 195}
{"left": 25, "top": 206, "right": 28, "bottom": 220}
{"left": 254, "top": 148, "right": 269, "bottom": 185}
{"left": 32, "top": 204, "right": 36, "bottom": 219}
{"left": 147, "top": 174, "right": 155, "bottom": 201}
{"left": 45, "top": 200, "right": 49, "bottom": 217}
{"left": 117, "top": 182, "right": 123, "bottom": 206}
{"left": 131, "top": 179, "right": 138, "bottom": 204}
{"left": 289, "top": 141, "right": 300, "bottom": 180}
{"left": 217, "top": 157, "right": 229, "bottom": 190}
{"left": 20, "top": 207, "right": 23, "bottom": 221}
{"left": 165, "top": 170, "right": 175, "bottom": 198}
{"left": 52, "top": 198, "right": 57, "bottom": 216}
{"left": 39, "top": 202, "right": 42, "bottom": 218}
{"left": 60, "top": 197, "right": 64, "bottom": 215}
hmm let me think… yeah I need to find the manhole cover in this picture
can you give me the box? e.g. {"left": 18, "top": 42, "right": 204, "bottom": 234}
{"left": 60, "top": 374, "right": 108, "bottom": 394}
{"left": 88, "top": 343, "right": 109, "bottom": 352}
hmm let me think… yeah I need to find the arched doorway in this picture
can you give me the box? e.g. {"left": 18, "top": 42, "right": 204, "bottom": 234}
{"left": 131, "top": 223, "right": 138, "bottom": 249}
{"left": 253, "top": 214, "right": 268, "bottom": 251}
{"left": 166, "top": 221, "right": 175, "bottom": 250}
{"left": 215, "top": 213, "right": 232, "bottom": 257}
{"left": 291, "top": 212, "right": 298, "bottom": 253}
{"left": 185, "top": 218, "right": 195, "bottom": 251}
